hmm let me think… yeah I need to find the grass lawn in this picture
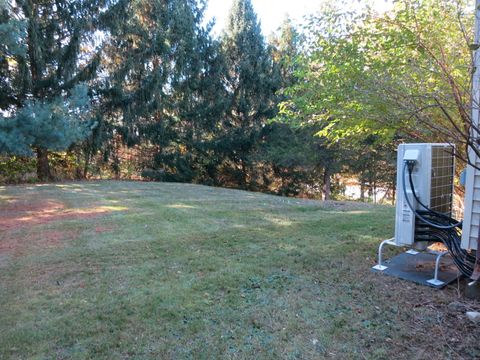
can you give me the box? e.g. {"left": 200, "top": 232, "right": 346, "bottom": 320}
{"left": 0, "top": 181, "right": 479, "bottom": 359}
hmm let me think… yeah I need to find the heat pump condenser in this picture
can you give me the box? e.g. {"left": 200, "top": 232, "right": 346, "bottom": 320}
{"left": 394, "top": 143, "right": 455, "bottom": 247}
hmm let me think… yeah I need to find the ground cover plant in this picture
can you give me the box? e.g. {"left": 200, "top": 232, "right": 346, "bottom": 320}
{"left": 0, "top": 181, "right": 479, "bottom": 359}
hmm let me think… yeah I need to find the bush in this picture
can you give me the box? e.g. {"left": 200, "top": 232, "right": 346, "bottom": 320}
{"left": 0, "top": 156, "right": 37, "bottom": 184}
{"left": 141, "top": 169, "right": 166, "bottom": 181}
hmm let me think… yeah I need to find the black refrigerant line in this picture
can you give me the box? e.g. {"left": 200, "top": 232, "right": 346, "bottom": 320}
{"left": 407, "top": 163, "right": 461, "bottom": 225}
{"left": 402, "top": 162, "right": 461, "bottom": 229}
{"left": 402, "top": 161, "right": 475, "bottom": 278}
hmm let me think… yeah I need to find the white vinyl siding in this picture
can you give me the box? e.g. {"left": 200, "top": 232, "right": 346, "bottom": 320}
{"left": 461, "top": 156, "right": 480, "bottom": 250}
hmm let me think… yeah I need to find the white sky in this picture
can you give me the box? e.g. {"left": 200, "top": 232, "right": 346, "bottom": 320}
{"left": 205, "top": 0, "right": 394, "bottom": 36}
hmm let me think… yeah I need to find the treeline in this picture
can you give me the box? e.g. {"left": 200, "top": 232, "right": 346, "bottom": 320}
{"left": 0, "top": 0, "right": 472, "bottom": 201}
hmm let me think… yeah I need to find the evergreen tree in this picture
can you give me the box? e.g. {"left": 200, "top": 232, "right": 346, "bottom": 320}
{"left": 0, "top": 0, "right": 26, "bottom": 110}
{"left": 0, "top": 0, "right": 103, "bottom": 180}
{"left": 219, "top": 0, "right": 279, "bottom": 188}
{"left": 101, "top": 0, "right": 226, "bottom": 182}
{"left": 269, "top": 17, "right": 301, "bottom": 89}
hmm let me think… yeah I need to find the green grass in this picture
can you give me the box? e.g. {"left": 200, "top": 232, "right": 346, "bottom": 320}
{"left": 0, "top": 181, "right": 478, "bottom": 359}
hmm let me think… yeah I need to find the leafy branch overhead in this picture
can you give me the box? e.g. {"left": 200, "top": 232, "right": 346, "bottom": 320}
{"left": 283, "top": 0, "right": 476, "bottom": 167}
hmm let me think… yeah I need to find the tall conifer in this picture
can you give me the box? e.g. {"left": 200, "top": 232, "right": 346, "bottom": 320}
{"left": 0, "top": 0, "right": 102, "bottom": 180}
{"left": 220, "top": 0, "right": 279, "bottom": 188}
{"left": 102, "top": 0, "right": 226, "bottom": 182}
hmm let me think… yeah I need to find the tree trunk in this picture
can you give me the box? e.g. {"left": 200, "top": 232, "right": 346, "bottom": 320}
{"left": 36, "top": 147, "right": 52, "bottom": 181}
{"left": 240, "top": 159, "right": 248, "bottom": 189}
{"left": 83, "top": 148, "right": 92, "bottom": 179}
{"left": 360, "top": 180, "right": 365, "bottom": 201}
{"left": 323, "top": 168, "right": 331, "bottom": 201}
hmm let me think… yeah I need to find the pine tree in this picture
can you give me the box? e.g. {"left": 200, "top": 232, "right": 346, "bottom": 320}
{"left": 269, "top": 17, "right": 301, "bottom": 92}
{"left": 219, "top": 0, "right": 280, "bottom": 188}
{"left": 101, "top": 0, "right": 227, "bottom": 183}
{"left": 0, "top": 0, "right": 26, "bottom": 110}
{"left": 0, "top": 0, "right": 102, "bottom": 180}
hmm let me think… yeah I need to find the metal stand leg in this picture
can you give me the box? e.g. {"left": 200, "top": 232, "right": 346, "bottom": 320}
{"left": 372, "top": 238, "right": 395, "bottom": 271}
{"left": 427, "top": 252, "right": 448, "bottom": 287}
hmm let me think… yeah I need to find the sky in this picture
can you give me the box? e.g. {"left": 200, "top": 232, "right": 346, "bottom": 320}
{"left": 205, "top": 0, "right": 394, "bottom": 36}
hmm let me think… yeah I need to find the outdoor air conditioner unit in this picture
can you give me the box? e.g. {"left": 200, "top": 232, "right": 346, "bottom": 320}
{"left": 394, "top": 143, "right": 455, "bottom": 248}
{"left": 373, "top": 143, "right": 460, "bottom": 287}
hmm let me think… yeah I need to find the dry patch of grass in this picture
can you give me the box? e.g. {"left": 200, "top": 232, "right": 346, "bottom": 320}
{"left": 0, "top": 196, "right": 125, "bottom": 258}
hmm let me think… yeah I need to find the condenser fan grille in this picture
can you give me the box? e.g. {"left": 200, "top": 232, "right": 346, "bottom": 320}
{"left": 430, "top": 146, "right": 454, "bottom": 215}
